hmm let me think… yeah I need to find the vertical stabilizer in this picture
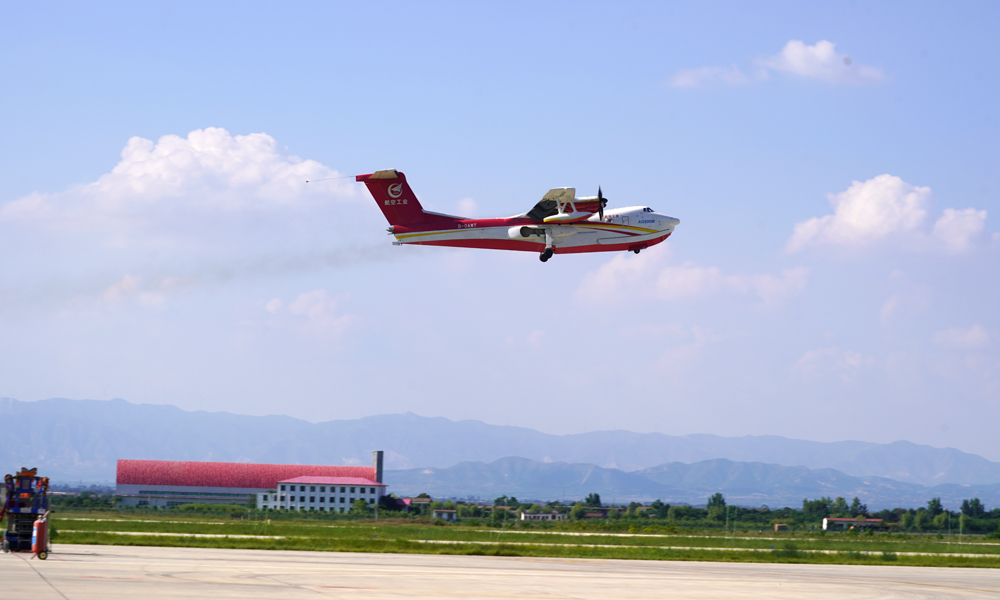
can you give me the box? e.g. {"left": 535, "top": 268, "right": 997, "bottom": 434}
{"left": 356, "top": 170, "right": 453, "bottom": 226}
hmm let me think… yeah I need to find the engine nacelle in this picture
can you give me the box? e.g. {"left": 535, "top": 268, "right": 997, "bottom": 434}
{"left": 508, "top": 226, "right": 545, "bottom": 240}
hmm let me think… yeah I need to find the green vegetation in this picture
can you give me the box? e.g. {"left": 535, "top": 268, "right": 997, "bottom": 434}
{"left": 11, "top": 490, "right": 997, "bottom": 568}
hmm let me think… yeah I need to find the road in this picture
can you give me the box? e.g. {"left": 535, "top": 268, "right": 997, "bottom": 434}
{"left": 2, "top": 544, "right": 998, "bottom": 599}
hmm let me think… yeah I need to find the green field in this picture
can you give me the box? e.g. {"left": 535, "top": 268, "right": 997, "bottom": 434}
{"left": 28, "top": 510, "right": 1000, "bottom": 568}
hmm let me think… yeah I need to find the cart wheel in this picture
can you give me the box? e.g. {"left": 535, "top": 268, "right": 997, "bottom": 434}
{"left": 37, "top": 551, "right": 48, "bottom": 560}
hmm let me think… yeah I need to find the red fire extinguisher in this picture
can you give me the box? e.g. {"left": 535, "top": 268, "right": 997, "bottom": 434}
{"left": 32, "top": 512, "right": 49, "bottom": 560}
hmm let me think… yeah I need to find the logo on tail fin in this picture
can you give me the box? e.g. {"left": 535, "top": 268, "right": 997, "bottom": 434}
{"left": 388, "top": 183, "right": 403, "bottom": 198}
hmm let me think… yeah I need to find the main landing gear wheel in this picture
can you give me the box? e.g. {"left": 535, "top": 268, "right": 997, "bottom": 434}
{"left": 37, "top": 551, "right": 48, "bottom": 560}
{"left": 632, "top": 249, "right": 641, "bottom": 254}
{"left": 540, "top": 248, "right": 554, "bottom": 262}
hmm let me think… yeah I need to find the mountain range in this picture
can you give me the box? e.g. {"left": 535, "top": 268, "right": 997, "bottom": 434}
{"left": 2, "top": 397, "right": 999, "bottom": 508}
{"left": 387, "top": 457, "right": 1000, "bottom": 509}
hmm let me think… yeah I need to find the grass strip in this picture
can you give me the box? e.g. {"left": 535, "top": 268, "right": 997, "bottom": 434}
{"left": 55, "top": 532, "right": 1000, "bottom": 568}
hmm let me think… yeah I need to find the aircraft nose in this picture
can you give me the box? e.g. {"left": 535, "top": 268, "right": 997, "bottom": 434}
{"left": 663, "top": 216, "right": 680, "bottom": 228}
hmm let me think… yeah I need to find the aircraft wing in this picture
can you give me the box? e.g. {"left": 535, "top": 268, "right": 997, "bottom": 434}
{"left": 526, "top": 188, "right": 576, "bottom": 222}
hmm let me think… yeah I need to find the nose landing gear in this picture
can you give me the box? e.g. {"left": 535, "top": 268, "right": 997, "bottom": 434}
{"left": 540, "top": 248, "right": 554, "bottom": 262}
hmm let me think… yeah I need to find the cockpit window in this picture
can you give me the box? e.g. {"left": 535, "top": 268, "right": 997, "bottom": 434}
{"left": 643, "top": 207, "right": 653, "bottom": 212}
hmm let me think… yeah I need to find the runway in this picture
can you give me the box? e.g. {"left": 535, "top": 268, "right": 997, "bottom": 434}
{"left": 3, "top": 544, "right": 999, "bottom": 599}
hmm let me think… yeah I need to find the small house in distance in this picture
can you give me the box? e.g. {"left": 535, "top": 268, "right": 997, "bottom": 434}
{"left": 822, "top": 517, "right": 885, "bottom": 531}
{"left": 432, "top": 509, "right": 456, "bottom": 522}
{"left": 520, "top": 512, "right": 566, "bottom": 521}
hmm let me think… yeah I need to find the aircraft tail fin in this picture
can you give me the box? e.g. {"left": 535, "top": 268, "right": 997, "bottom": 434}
{"left": 356, "top": 170, "right": 454, "bottom": 226}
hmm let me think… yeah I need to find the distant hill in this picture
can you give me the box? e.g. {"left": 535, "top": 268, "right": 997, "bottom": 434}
{"left": 2, "top": 398, "right": 1000, "bottom": 505}
{"left": 387, "top": 457, "right": 1000, "bottom": 510}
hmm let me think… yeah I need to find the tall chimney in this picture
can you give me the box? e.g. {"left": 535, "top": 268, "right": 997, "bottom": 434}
{"left": 372, "top": 450, "right": 384, "bottom": 483}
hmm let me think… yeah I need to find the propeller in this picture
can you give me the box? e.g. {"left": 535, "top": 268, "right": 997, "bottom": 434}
{"left": 597, "top": 186, "right": 608, "bottom": 220}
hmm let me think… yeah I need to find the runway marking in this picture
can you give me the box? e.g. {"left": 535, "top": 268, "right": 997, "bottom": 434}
{"left": 414, "top": 538, "right": 1000, "bottom": 558}
{"left": 475, "top": 529, "right": 1000, "bottom": 547}
{"left": 60, "top": 530, "right": 284, "bottom": 539}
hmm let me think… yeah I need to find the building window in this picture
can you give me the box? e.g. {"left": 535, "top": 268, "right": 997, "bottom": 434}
{"left": 280, "top": 496, "right": 285, "bottom": 501}
{"left": 350, "top": 487, "right": 356, "bottom": 493}
{"left": 280, "top": 485, "right": 285, "bottom": 491}
{"left": 310, "top": 496, "right": 315, "bottom": 503}
{"left": 370, "top": 488, "right": 375, "bottom": 494}
{"left": 300, "top": 486, "right": 306, "bottom": 492}
{"left": 300, "top": 496, "right": 305, "bottom": 502}
{"left": 319, "top": 497, "right": 325, "bottom": 503}
{"left": 340, "top": 507, "right": 344, "bottom": 513}
{"left": 310, "top": 486, "right": 315, "bottom": 492}
{"left": 320, "top": 486, "right": 325, "bottom": 492}
{"left": 340, "top": 497, "right": 345, "bottom": 503}
{"left": 369, "top": 498, "right": 375, "bottom": 504}
{"left": 350, "top": 498, "right": 354, "bottom": 504}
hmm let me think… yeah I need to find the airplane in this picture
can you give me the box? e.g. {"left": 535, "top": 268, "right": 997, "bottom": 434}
{"left": 356, "top": 170, "right": 680, "bottom": 262}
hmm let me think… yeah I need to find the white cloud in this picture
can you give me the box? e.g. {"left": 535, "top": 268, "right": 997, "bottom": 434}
{"left": 932, "top": 208, "right": 987, "bottom": 253}
{"left": 265, "top": 298, "right": 284, "bottom": 314}
{"left": 577, "top": 249, "right": 808, "bottom": 306}
{"left": 0, "top": 128, "right": 354, "bottom": 238}
{"left": 81, "top": 273, "right": 194, "bottom": 309}
{"left": 759, "top": 40, "right": 884, "bottom": 85}
{"left": 935, "top": 325, "right": 990, "bottom": 350}
{"left": 794, "top": 347, "right": 873, "bottom": 382}
{"left": 456, "top": 198, "right": 477, "bottom": 218}
{"left": 526, "top": 330, "right": 545, "bottom": 348}
{"left": 670, "top": 40, "right": 882, "bottom": 88}
{"left": 270, "top": 289, "right": 359, "bottom": 336}
{"left": 787, "top": 174, "right": 988, "bottom": 254}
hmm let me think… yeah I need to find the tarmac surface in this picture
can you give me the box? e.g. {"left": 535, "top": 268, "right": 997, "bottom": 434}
{"left": 3, "top": 544, "right": 999, "bottom": 599}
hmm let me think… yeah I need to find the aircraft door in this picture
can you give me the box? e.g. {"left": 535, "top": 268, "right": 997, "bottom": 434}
{"left": 621, "top": 216, "right": 629, "bottom": 227}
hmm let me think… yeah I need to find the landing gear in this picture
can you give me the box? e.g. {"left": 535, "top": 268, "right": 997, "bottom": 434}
{"left": 540, "top": 229, "right": 555, "bottom": 262}
{"left": 632, "top": 249, "right": 641, "bottom": 254}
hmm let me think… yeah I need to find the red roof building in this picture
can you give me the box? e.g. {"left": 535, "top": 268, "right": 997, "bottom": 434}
{"left": 115, "top": 453, "right": 385, "bottom": 510}
{"left": 117, "top": 460, "right": 375, "bottom": 489}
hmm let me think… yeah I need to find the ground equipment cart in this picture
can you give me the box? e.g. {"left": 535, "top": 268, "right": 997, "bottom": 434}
{"left": 1, "top": 467, "right": 51, "bottom": 559}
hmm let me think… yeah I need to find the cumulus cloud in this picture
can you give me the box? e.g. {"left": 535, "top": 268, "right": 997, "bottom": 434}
{"left": 794, "top": 347, "right": 873, "bottom": 382}
{"left": 935, "top": 325, "right": 990, "bottom": 350}
{"left": 456, "top": 198, "right": 477, "bottom": 218}
{"left": 932, "top": 208, "right": 988, "bottom": 253}
{"left": 267, "top": 289, "right": 359, "bottom": 336}
{"left": 0, "top": 127, "right": 355, "bottom": 239}
{"left": 670, "top": 40, "right": 882, "bottom": 88}
{"left": 759, "top": 40, "right": 884, "bottom": 84}
{"left": 577, "top": 249, "right": 808, "bottom": 306}
{"left": 787, "top": 174, "right": 988, "bottom": 254}
{"left": 66, "top": 273, "right": 196, "bottom": 310}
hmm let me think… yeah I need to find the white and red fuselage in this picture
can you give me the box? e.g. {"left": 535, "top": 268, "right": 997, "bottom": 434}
{"left": 357, "top": 170, "right": 679, "bottom": 261}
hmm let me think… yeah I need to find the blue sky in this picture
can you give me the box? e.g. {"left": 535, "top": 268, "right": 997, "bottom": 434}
{"left": 2, "top": 2, "right": 999, "bottom": 458}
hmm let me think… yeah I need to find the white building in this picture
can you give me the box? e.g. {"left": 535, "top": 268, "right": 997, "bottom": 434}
{"left": 260, "top": 476, "right": 386, "bottom": 512}
{"left": 520, "top": 512, "right": 566, "bottom": 521}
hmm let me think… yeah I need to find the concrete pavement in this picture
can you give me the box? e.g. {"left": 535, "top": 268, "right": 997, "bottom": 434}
{"left": 3, "top": 544, "right": 999, "bottom": 599}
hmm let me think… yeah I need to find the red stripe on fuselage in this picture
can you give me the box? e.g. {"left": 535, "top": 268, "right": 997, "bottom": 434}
{"left": 411, "top": 233, "right": 670, "bottom": 254}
